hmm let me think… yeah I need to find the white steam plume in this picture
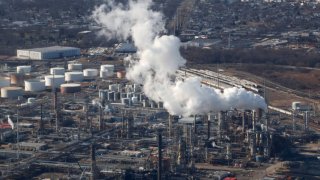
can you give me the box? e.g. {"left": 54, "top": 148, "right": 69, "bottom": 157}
{"left": 92, "top": 0, "right": 267, "bottom": 116}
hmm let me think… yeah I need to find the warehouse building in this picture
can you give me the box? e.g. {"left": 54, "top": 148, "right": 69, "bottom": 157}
{"left": 114, "top": 43, "right": 137, "bottom": 54}
{"left": 17, "top": 46, "right": 80, "bottom": 60}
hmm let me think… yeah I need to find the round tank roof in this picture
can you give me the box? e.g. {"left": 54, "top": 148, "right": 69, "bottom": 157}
{"left": 60, "top": 83, "right": 81, "bottom": 87}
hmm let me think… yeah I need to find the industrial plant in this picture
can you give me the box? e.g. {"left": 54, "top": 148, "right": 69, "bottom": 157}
{"left": 0, "top": 47, "right": 319, "bottom": 180}
{"left": 0, "top": 0, "right": 319, "bottom": 180}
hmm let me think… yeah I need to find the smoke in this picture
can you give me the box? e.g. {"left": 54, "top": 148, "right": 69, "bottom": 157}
{"left": 92, "top": 0, "right": 267, "bottom": 116}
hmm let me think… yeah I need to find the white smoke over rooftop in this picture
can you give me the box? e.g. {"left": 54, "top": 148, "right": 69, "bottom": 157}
{"left": 92, "top": 0, "right": 267, "bottom": 116}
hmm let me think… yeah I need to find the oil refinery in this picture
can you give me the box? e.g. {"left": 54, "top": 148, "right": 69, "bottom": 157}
{"left": 0, "top": 0, "right": 319, "bottom": 180}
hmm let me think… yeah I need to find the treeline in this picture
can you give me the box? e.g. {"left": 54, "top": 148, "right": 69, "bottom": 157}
{"left": 181, "top": 47, "right": 320, "bottom": 68}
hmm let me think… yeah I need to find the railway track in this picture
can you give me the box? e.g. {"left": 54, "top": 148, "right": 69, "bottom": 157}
{"left": 178, "top": 68, "right": 320, "bottom": 132}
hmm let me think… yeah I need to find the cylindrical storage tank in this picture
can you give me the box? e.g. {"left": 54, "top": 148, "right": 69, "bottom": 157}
{"left": 100, "top": 64, "right": 114, "bottom": 72}
{"left": 68, "top": 64, "right": 82, "bottom": 71}
{"left": 1, "top": 87, "right": 23, "bottom": 98}
{"left": 65, "top": 72, "right": 84, "bottom": 82}
{"left": 83, "top": 69, "right": 98, "bottom": 78}
{"left": 0, "top": 77, "right": 10, "bottom": 88}
{"left": 60, "top": 83, "right": 81, "bottom": 94}
{"left": 27, "top": 98, "right": 36, "bottom": 104}
{"left": 50, "top": 67, "right": 65, "bottom": 75}
{"left": 100, "top": 70, "right": 114, "bottom": 78}
{"left": 117, "top": 71, "right": 126, "bottom": 79}
{"left": 17, "top": 66, "right": 31, "bottom": 74}
{"left": 24, "top": 79, "right": 46, "bottom": 92}
{"left": 45, "top": 75, "right": 65, "bottom": 88}
{"left": 10, "top": 73, "right": 25, "bottom": 85}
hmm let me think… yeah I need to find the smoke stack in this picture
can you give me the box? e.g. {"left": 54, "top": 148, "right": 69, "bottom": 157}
{"left": 168, "top": 115, "right": 172, "bottom": 138}
{"left": 207, "top": 114, "right": 210, "bottom": 140}
{"left": 304, "top": 111, "right": 309, "bottom": 131}
{"left": 292, "top": 110, "right": 296, "bottom": 131}
{"left": 157, "top": 131, "right": 162, "bottom": 180}
{"left": 99, "top": 105, "right": 103, "bottom": 131}
{"left": 252, "top": 110, "right": 256, "bottom": 131}
{"left": 194, "top": 115, "right": 197, "bottom": 135}
{"left": 250, "top": 132, "right": 256, "bottom": 158}
{"left": 242, "top": 111, "right": 245, "bottom": 133}
{"left": 54, "top": 90, "right": 58, "bottom": 133}
{"left": 127, "top": 113, "right": 134, "bottom": 139}
{"left": 122, "top": 112, "right": 125, "bottom": 138}
{"left": 38, "top": 104, "right": 44, "bottom": 135}
{"left": 90, "top": 143, "right": 97, "bottom": 180}
{"left": 218, "top": 111, "right": 225, "bottom": 139}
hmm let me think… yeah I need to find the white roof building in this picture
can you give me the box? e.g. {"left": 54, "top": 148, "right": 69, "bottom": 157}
{"left": 17, "top": 46, "right": 80, "bottom": 60}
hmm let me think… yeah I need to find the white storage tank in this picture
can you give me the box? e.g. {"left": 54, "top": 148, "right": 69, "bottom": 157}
{"left": 50, "top": 67, "right": 65, "bottom": 75}
{"left": 1, "top": 87, "right": 23, "bottom": 98}
{"left": 65, "top": 72, "right": 84, "bottom": 82}
{"left": 100, "top": 64, "right": 114, "bottom": 72}
{"left": 68, "top": 63, "right": 82, "bottom": 71}
{"left": 83, "top": 69, "right": 98, "bottom": 78}
{"left": 24, "top": 79, "right": 46, "bottom": 92}
{"left": 17, "top": 66, "right": 31, "bottom": 74}
{"left": 100, "top": 70, "right": 114, "bottom": 78}
{"left": 45, "top": 75, "right": 65, "bottom": 88}
{"left": 60, "top": 83, "right": 81, "bottom": 94}
{"left": 0, "top": 77, "right": 10, "bottom": 87}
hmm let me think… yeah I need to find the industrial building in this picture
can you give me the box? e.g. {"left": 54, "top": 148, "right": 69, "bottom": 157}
{"left": 17, "top": 46, "right": 80, "bottom": 60}
{"left": 114, "top": 43, "right": 137, "bottom": 54}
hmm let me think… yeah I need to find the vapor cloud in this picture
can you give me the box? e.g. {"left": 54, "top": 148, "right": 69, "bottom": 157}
{"left": 92, "top": 0, "right": 267, "bottom": 116}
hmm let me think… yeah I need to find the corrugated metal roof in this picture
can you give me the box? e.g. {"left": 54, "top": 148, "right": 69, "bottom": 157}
{"left": 26, "top": 46, "right": 79, "bottom": 53}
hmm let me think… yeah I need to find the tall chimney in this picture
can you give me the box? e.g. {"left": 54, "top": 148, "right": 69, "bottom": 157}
{"left": 54, "top": 90, "right": 58, "bottom": 133}
{"left": 207, "top": 115, "right": 211, "bottom": 140}
{"left": 38, "top": 104, "right": 44, "bottom": 135}
{"left": 304, "top": 111, "right": 309, "bottom": 131}
{"left": 194, "top": 115, "right": 197, "bottom": 135}
{"left": 90, "top": 143, "right": 97, "bottom": 180}
{"left": 252, "top": 110, "right": 256, "bottom": 131}
{"left": 157, "top": 131, "right": 162, "bottom": 180}
{"left": 242, "top": 111, "right": 245, "bottom": 133}
{"left": 99, "top": 105, "right": 103, "bottom": 131}
{"left": 168, "top": 115, "right": 172, "bottom": 138}
{"left": 127, "top": 113, "right": 133, "bottom": 139}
